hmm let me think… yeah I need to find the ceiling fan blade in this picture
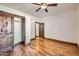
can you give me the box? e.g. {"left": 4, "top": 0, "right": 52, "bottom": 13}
{"left": 47, "top": 3, "right": 57, "bottom": 6}
{"left": 45, "top": 8, "right": 48, "bottom": 12}
{"left": 32, "top": 3, "right": 41, "bottom": 5}
{"left": 41, "top": 3, "right": 43, "bottom": 5}
{"left": 36, "top": 7, "right": 41, "bottom": 12}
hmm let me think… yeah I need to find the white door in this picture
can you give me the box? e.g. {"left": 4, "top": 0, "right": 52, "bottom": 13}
{"left": 36, "top": 23, "right": 39, "bottom": 37}
{"left": 14, "top": 17, "right": 22, "bottom": 44}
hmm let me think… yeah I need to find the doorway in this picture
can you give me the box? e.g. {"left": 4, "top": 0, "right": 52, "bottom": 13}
{"left": 35, "top": 22, "right": 44, "bottom": 38}
{"left": 14, "top": 17, "right": 22, "bottom": 44}
{"left": 14, "top": 16, "right": 25, "bottom": 45}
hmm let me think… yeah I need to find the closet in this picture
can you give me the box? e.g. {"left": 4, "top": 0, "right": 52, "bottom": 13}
{"left": 0, "top": 11, "right": 25, "bottom": 52}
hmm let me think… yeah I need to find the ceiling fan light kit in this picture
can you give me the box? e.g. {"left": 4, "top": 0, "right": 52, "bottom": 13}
{"left": 41, "top": 4, "right": 47, "bottom": 9}
{"left": 32, "top": 3, "right": 57, "bottom": 12}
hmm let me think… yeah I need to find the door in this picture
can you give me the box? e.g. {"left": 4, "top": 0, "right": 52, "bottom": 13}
{"left": 35, "top": 22, "right": 44, "bottom": 38}
{"left": 35, "top": 23, "right": 39, "bottom": 37}
{"left": 39, "top": 23, "right": 44, "bottom": 38}
{"left": 14, "top": 17, "right": 22, "bottom": 44}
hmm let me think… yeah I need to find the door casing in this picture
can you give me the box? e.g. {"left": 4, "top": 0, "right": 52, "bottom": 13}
{"left": 35, "top": 22, "right": 44, "bottom": 38}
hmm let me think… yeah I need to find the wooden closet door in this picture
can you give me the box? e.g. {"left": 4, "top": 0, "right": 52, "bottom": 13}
{"left": 39, "top": 23, "right": 44, "bottom": 38}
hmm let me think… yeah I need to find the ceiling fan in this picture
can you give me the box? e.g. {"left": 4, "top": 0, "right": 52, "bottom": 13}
{"left": 32, "top": 3, "right": 57, "bottom": 12}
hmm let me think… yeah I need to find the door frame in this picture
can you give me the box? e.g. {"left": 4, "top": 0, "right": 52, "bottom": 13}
{"left": 35, "top": 22, "right": 44, "bottom": 38}
{"left": 21, "top": 17, "right": 26, "bottom": 45}
{"left": 13, "top": 17, "right": 25, "bottom": 46}
{"left": 35, "top": 22, "right": 40, "bottom": 37}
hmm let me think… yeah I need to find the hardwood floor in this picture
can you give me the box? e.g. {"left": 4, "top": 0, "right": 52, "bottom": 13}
{"left": 0, "top": 37, "right": 79, "bottom": 56}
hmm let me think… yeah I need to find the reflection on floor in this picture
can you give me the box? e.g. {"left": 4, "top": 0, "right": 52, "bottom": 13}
{"left": 0, "top": 37, "right": 79, "bottom": 56}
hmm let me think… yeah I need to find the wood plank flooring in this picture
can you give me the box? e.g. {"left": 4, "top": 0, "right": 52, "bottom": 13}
{"left": 0, "top": 37, "right": 79, "bottom": 56}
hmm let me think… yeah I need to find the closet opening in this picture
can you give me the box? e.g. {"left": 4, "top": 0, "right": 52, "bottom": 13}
{"left": 0, "top": 11, "right": 25, "bottom": 52}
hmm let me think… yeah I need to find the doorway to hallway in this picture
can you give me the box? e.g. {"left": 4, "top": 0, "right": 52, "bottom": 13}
{"left": 35, "top": 22, "right": 44, "bottom": 38}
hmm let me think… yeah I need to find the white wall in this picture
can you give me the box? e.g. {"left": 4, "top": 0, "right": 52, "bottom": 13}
{"left": 41, "top": 9, "right": 77, "bottom": 43}
{"left": 77, "top": 6, "right": 79, "bottom": 46}
{"left": 30, "top": 16, "right": 40, "bottom": 39}
{"left": 0, "top": 5, "right": 37, "bottom": 44}
{"left": 29, "top": 9, "right": 78, "bottom": 44}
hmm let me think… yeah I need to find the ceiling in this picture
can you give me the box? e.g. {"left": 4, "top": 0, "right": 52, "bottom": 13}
{"left": 0, "top": 3, "right": 78, "bottom": 18}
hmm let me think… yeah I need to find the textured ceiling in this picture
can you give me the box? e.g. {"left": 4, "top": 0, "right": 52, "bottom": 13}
{"left": 0, "top": 3, "right": 78, "bottom": 18}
